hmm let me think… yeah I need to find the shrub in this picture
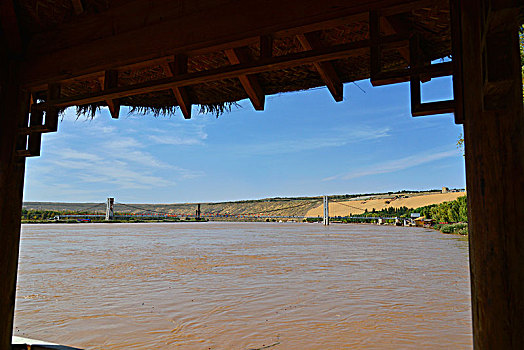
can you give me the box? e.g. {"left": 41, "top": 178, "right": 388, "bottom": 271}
{"left": 439, "top": 222, "right": 468, "bottom": 235}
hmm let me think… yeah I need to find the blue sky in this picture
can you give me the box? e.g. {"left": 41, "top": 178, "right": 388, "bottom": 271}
{"left": 24, "top": 78, "right": 465, "bottom": 203}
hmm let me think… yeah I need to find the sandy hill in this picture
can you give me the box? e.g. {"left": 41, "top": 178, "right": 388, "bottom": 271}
{"left": 305, "top": 192, "right": 466, "bottom": 217}
{"left": 24, "top": 190, "right": 465, "bottom": 218}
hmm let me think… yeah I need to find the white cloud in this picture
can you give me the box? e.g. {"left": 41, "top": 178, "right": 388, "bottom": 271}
{"left": 238, "top": 127, "right": 391, "bottom": 155}
{"left": 33, "top": 122, "right": 205, "bottom": 195}
{"left": 148, "top": 134, "right": 206, "bottom": 146}
{"left": 146, "top": 125, "right": 208, "bottom": 146}
{"left": 324, "top": 149, "right": 458, "bottom": 181}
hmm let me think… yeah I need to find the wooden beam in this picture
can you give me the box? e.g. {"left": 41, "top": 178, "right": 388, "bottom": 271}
{"left": 19, "top": 0, "right": 440, "bottom": 87}
{"left": 296, "top": 32, "right": 343, "bottom": 102}
{"left": 33, "top": 34, "right": 408, "bottom": 110}
{"left": 27, "top": 110, "right": 43, "bottom": 157}
{"left": 408, "top": 33, "right": 452, "bottom": 117}
{"left": 371, "top": 61, "right": 453, "bottom": 86}
{"left": 409, "top": 33, "right": 423, "bottom": 113}
{"left": 168, "top": 55, "right": 192, "bottom": 119}
{"left": 225, "top": 48, "right": 265, "bottom": 110}
{"left": 369, "top": 11, "right": 381, "bottom": 79}
{"left": 71, "top": 0, "right": 84, "bottom": 15}
{"left": 453, "top": 0, "right": 524, "bottom": 347}
{"left": 99, "top": 71, "right": 120, "bottom": 119}
{"left": 44, "top": 84, "right": 60, "bottom": 132}
{"left": 411, "top": 100, "right": 455, "bottom": 117}
{"left": 0, "top": 58, "right": 29, "bottom": 350}
{"left": 0, "top": 0, "right": 22, "bottom": 54}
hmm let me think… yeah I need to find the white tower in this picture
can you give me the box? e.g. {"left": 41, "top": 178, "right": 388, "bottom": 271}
{"left": 105, "top": 198, "right": 114, "bottom": 221}
{"left": 323, "top": 195, "right": 329, "bottom": 226}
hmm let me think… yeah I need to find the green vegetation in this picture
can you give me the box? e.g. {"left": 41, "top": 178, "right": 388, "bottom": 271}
{"left": 20, "top": 209, "right": 201, "bottom": 223}
{"left": 304, "top": 217, "right": 322, "bottom": 223}
{"left": 416, "top": 196, "right": 468, "bottom": 223}
{"left": 22, "top": 209, "right": 65, "bottom": 221}
{"left": 308, "top": 196, "right": 469, "bottom": 235}
{"left": 434, "top": 223, "right": 468, "bottom": 235}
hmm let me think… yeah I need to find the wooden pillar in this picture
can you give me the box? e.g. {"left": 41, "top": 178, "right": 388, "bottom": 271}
{"left": 0, "top": 57, "right": 28, "bottom": 350}
{"left": 452, "top": 0, "right": 524, "bottom": 348}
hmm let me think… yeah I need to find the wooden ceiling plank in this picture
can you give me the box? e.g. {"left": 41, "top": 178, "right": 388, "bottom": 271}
{"left": 20, "top": 0, "right": 439, "bottom": 87}
{"left": 168, "top": 55, "right": 192, "bottom": 119}
{"left": 297, "top": 32, "right": 343, "bottom": 102}
{"left": 225, "top": 48, "right": 265, "bottom": 111}
{"left": 34, "top": 33, "right": 409, "bottom": 110}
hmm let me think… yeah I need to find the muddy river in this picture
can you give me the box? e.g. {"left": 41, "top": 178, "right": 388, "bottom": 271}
{"left": 15, "top": 222, "right": 472, "bottom": 349}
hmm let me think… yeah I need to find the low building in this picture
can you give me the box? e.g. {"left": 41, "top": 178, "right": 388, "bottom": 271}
{"left": 414, "top": 217, "right": 435, "bottom": 227}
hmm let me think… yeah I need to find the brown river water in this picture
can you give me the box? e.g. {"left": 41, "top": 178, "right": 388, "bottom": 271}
{"left": 14, "top": 222, "right": 472, "bottom": 349}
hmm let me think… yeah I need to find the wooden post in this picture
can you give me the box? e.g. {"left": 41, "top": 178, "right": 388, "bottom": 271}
{"left": 0, "top": 59, "right": 29, "bottom": 350}
{"left": 452, "top": 0, "right": 524, "bottom": 347}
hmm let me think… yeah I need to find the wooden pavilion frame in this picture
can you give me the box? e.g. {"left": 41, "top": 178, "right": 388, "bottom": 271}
{"left": 1, "top": 0, "right": 522, "bottom": 348}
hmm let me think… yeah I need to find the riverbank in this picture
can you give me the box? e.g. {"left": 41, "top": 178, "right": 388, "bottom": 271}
{"left": 21, "top": 217, "right": 468, "bottom": 237}
{"left": 434, "top": 222, "right": 468, "bottom": 235}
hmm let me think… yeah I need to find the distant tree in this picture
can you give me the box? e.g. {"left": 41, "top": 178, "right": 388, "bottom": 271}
{"left": 457, "top": 133, "right": 465, "bottom": 156}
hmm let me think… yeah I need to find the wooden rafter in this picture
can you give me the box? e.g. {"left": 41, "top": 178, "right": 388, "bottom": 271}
{"left": 71, "top": 0, "right": 84, "bottom": 15}
{"left": 19, "top": 0, "right": 440, "bottom": 88}
{"left": 382, "top": 14, "right": 434, "bottom": 83}
{"left": 168, "top": 55, "right": 192, "bottom": 119}
{"left": 32, "top": 33, "right": 409, "bottom": 111}
{"left": 225, "top": 47, "right": 265, "bottom": 110}
{"left": 370, "top": 10, "right": 433, "bottom": 87}
{"left": 297, "top": 32, "right": 343, "bottom": 102}
{"left": 98, "top": 71, "right": 120, "bottom": 119}
{"left": 381, "top": 15, "right": 411, "bottom": 62}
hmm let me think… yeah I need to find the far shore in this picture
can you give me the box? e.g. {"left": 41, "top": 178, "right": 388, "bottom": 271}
{"left": 21, "top": 218, "right": 468, "bottom": 236}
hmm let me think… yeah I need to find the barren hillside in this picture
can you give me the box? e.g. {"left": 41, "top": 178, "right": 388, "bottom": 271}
{"left": 24, "top": 190, "right": 465, "bottom": 218}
